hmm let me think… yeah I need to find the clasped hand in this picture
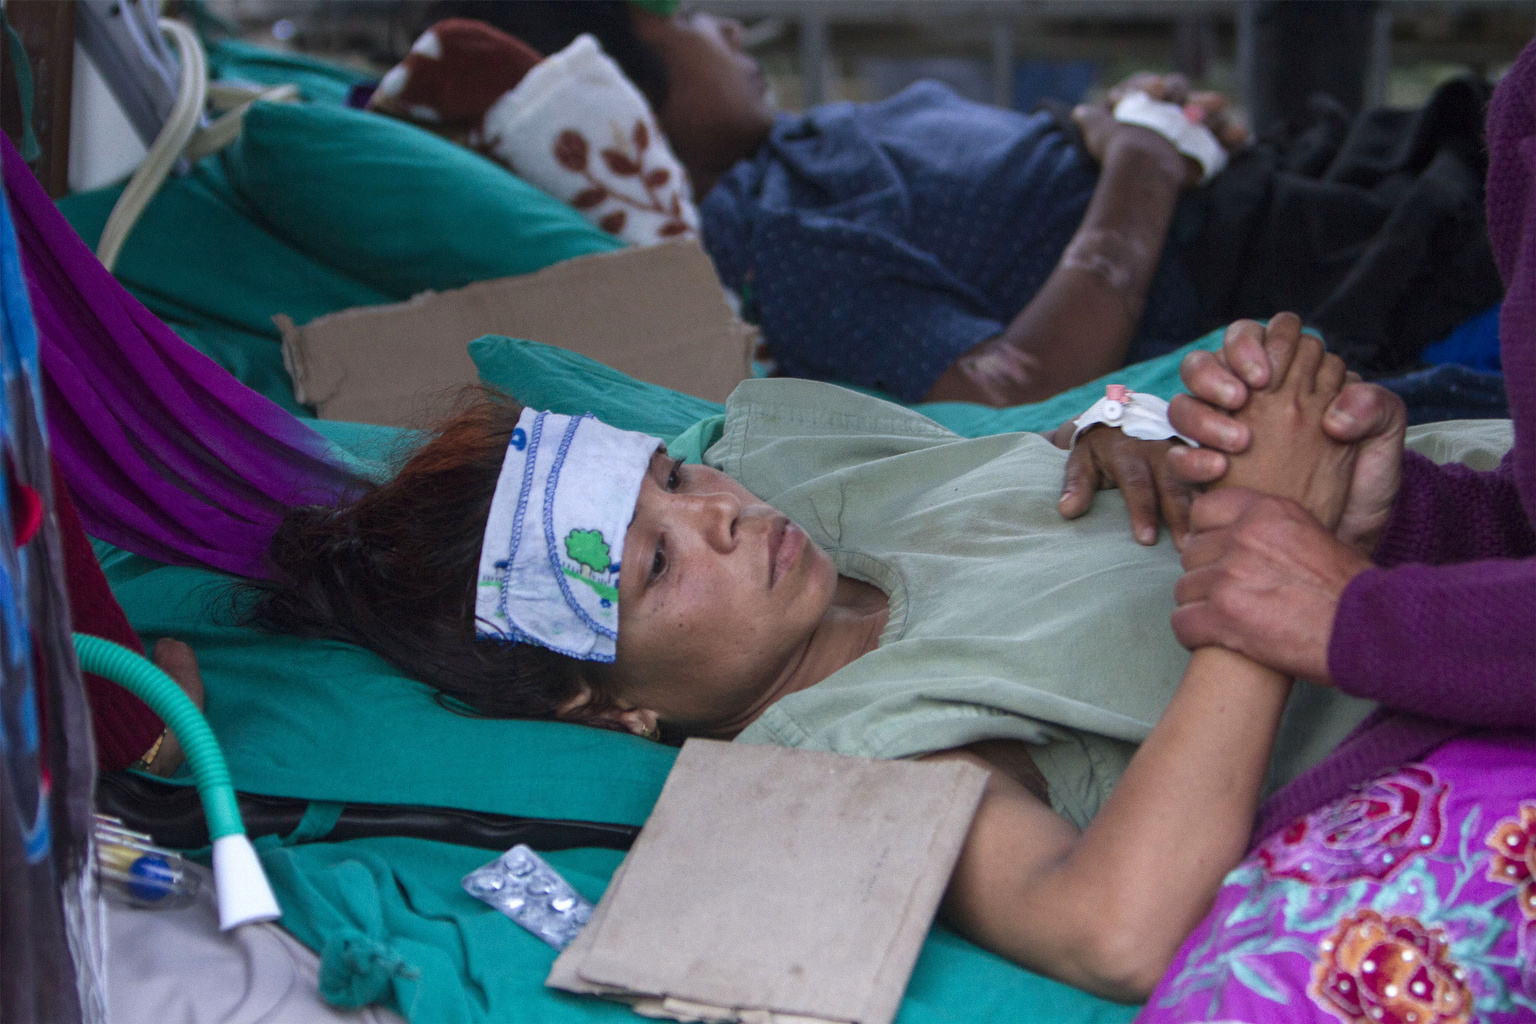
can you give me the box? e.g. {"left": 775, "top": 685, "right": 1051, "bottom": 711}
{"left": 1056, "top": 313, "right": 1407, "bottom": 682}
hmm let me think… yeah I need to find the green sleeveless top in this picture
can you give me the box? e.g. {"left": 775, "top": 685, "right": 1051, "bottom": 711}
{"left": 714, "top": 379, "right": 1377, "bottom": 828}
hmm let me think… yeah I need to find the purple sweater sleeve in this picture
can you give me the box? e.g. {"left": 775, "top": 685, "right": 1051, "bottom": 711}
{"left": 1329, "top": 559, "right": 1536, "bottom": 727}
{"left": 1370, "top": 450, "right": 1536, "bottom": 568}
{"left": 1327, "top": 448, "right": 1536, "bottom": 727}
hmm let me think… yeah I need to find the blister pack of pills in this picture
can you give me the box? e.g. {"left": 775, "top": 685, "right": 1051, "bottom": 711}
{"left": 462, "top": 844, "right": 593, "bottom": 950}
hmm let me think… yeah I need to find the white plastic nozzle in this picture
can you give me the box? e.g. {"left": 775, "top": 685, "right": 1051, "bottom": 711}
{"left": 211, "top": 834, "right": 282, "bottom": 930}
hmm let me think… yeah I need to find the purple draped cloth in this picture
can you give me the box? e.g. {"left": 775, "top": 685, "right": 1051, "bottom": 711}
{"left": 2, "top": 135, "right": 365, "bottom": 578}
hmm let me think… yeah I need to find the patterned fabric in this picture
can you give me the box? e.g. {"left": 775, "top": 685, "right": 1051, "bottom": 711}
{"left": 369, "top": 18, "right": 541, "bottom": 126}
{"left": 1139, "top": 732, "right": 1536, "bottom": 1024}
{"left": 370, "top": 24, "right": 697, "bottom": 247}
{"left": 700, "top": 82, "right": 1201, "bottom": 401}
{"left": 489, "top": 34, "right": 696, "bottom": 245}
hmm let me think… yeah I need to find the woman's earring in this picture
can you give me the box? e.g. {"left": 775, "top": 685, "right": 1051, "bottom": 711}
{"left": 644, "top": 721, "right": 662, "bottom": 742}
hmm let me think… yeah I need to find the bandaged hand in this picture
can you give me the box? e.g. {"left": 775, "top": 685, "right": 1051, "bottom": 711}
{"left": 1167, "top": 316, "right": 1407, "bottom": 552}
{"left": 1056, "top": 424, "right": 1192, "bottom": 547}
{"left": 1073, "top": 73, "right": 1249, "bottom": 189}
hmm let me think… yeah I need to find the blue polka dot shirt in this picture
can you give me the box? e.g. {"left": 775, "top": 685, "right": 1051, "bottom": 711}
{"left": 701, "top": 82, "right": 1200, "bottom": 402}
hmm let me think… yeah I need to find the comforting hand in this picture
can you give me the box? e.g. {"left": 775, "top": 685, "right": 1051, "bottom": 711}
{"left": 1055, "top": 422, "right": 1191, "bottom": 546}
{"left": 1215, "top": 318, "right": 1357, "bottom": 531}
{"left": 1171, "top": 490, "right": 1371, "bottom": 683}
{"left": 1167, "top": 316, "right": 1408, "bottom": 551}
{"left": 1170, "top": 314, "right": 1370, "bottom": 681}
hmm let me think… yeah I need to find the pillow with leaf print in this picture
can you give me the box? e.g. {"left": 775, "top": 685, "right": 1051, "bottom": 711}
{"left": 369, "top": 20, "right": 697, "bottom": 247}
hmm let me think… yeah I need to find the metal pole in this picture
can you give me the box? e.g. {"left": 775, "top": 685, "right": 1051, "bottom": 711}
{"left": 1236, "top": 0, "right": 1256, "bottom": 119}
{"left": 799, "top": 6, "right": 828, "bottom": 108}
{"left": 1366, "top": 5, "right": 1392, "bottom": 108}
{"left": 991, "top": 15, "right": 1014, "bottom": 109}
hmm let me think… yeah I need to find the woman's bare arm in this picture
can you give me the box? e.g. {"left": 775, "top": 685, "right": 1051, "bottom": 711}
{"left": 925, "top": 649, "right": 1286, "bottom": 1001}
{"left": 925, "top": 320, "right": 1356, "bottom": 999}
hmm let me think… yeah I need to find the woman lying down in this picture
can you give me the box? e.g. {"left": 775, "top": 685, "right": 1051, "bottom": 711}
{"left": 249, "top": 321, "right": 1411, "bottom": 1001}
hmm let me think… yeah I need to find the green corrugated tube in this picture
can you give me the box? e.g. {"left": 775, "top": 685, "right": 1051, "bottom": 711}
{"left": 73, "top": 632, "right": 244, "bottom": 841}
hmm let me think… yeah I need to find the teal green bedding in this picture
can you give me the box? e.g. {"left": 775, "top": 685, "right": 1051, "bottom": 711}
{"left": 224, "top": 103, "right": 623, "bottom": 300}
{"left": 469, "top": 328, "right": 1226, "bottom": 450}
{"left": 206, "top": 37, "right": 371, "bottom": 107}
{"left": 100, "top": 416, "right": 1135, "bottom": 1024}
{"left": 56, "top": 95, "right": 619, "bottom": 412}
{"left": 59, "top": 100, "right": 620, "bottom": 313}
{"left": 260, "top": 837, "right": 1135, "bottom": 1023}
{"left": 102, "top": 559, "right": 675, "bottom": 828}
{"left": 59, "top": 152, "right": 391, "bottom": 339}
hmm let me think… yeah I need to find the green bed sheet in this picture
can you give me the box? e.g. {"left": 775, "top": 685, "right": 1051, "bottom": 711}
{"left": 469, "top": 328, "right": 1226, "bottom": 453}
{"left": 259, "top": 837, "right": 1136, "bottom": 1024}
{"left": 206, "top": 37, "right": 371, "bottom": 108}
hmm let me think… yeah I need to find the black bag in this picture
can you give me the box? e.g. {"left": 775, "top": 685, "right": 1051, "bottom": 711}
{"left": 1186, "top": 76, "right": 1504, "bottom": 375}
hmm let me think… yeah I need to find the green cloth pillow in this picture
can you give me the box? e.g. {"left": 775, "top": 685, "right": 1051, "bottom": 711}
{"left": 57, "top": 159, "right": 391, "bottom": 341}
{"left": 470, "top": 331, "right": 1228, "bottom": 445}
{"left": 223, "top": 102, "right": 623, "bottom": 299}
{"left": 469, "top": 336, "right": 724, "bottom": 441}
{"left": 56, "top": 96, "right": 624, "bottom": 409}
{"left": 100, "top": 417, "right": 675, "bottom": 826}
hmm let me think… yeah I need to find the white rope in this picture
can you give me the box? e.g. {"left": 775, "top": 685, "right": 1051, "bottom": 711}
{"left": 206, "top": 81, "right": 298, "bottom": 113}
{"left": 95, "top": 18, "right": 206, "bottom": 273}
{"left": 183, "top": 84, "right": 298, "bottom": 164}
{"left": 93, "top": 21, "right": 300, "bottom": 273}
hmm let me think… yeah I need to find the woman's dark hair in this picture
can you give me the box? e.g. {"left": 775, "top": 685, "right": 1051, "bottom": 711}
{"left": 422, "top": 0, "right": 670, "bottom": 110}
{"left": 245, "top": 388, "right": 618, "bottom": 725}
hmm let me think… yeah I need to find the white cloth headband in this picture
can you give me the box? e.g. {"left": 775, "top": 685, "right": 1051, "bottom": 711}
{"left": 476, "top": 409, "right": 662, "bottom": 661}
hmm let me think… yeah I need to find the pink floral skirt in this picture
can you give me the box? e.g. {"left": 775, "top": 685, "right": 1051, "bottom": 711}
{"left": 1138, "top": 731, "right": 1535, "bottom": 1024}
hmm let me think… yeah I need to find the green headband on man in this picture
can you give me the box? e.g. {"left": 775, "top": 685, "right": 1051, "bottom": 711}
{"left": 628, "top": 0, "right": 681, "bottom": 16}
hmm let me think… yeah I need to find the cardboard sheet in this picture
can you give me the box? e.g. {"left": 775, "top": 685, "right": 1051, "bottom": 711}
{"left": 548, "top": 739, "right": 987, "bottom": 1024}
{"left": 276, "top": 240, "right": 753, "bottom": 427}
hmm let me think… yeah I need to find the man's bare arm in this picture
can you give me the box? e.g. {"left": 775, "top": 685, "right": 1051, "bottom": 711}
{"left": 924, "top": 118, "right": 1187, "bottom": 406}
{"left": 925, "top": 76, "right": 1246, "bottom": 407}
